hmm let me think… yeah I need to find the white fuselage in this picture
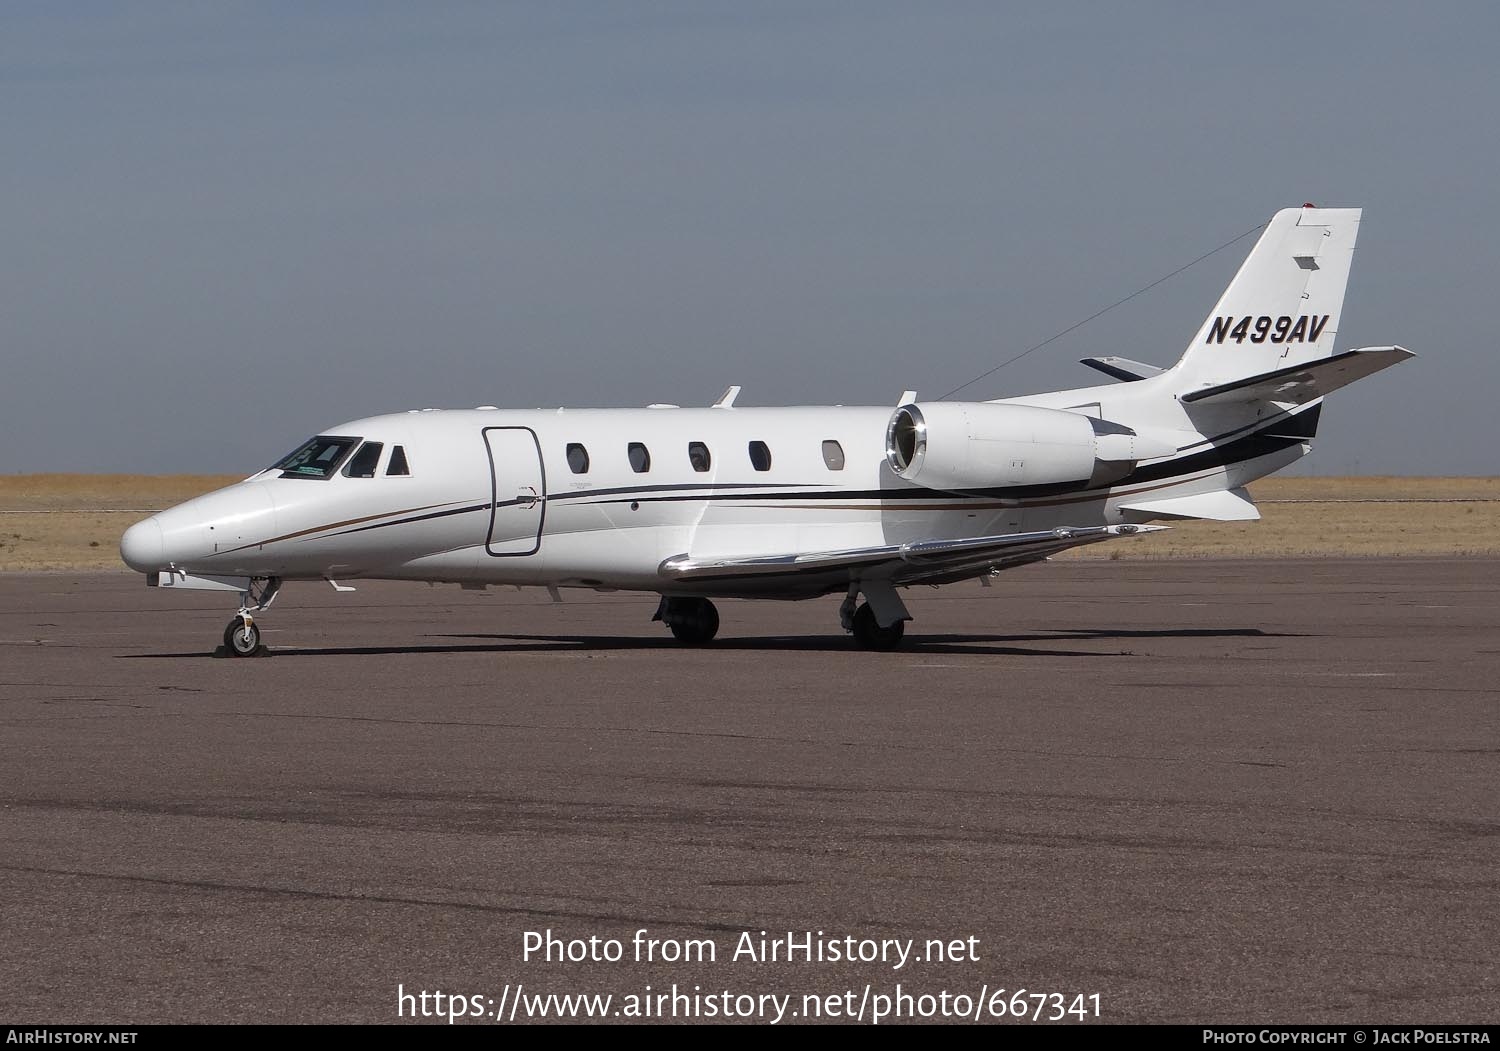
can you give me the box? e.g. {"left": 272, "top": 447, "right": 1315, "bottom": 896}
{"left": 120, "top": 394, "right": 1307, "bottom": 600}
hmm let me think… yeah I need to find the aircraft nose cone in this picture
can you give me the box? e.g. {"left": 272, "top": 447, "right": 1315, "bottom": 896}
{"left": 120, "top": 517, "right": 165, "bottom": 572}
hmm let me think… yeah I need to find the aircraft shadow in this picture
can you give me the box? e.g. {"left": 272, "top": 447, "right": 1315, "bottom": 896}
{"left": 119, "top": 626, "right": 1299, "bottom": 660}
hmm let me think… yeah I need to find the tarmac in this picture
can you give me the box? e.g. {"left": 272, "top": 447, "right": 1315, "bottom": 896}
{"left": 1, "top": 559, "right": 1497, "bottom": 1024}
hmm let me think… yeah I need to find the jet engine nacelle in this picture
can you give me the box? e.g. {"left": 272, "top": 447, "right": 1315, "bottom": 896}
{"left": 885, "top": 402, "right": 1173, "bottom": 491}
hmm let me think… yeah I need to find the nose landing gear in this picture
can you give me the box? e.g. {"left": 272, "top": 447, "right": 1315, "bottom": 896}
{"left": 218, "top": 577, "right": 281, "bottom": 658}
{"left": 223, "top": 615, "right": 263, "bottom": 657}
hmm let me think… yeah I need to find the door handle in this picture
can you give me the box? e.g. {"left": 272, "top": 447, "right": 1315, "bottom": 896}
{"left": 516, "top": 487, "right": 540, "bottom": 508}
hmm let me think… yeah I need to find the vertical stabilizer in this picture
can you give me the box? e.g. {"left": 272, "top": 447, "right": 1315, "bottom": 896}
{"left": 1171, "top": 206, "right": 1360, "bottom": 388}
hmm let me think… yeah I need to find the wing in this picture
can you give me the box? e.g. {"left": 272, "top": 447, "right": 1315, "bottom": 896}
{"left": 660, "top": 524, "right": 1167, "bottom": 585}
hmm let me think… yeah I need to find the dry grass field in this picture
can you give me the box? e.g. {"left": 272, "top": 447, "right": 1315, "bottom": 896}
{"left": 1066, "top": 475, "right": 1500, "bottom": 560}
{"left": 0, "top": 475, "right": 239, "bottom": 572}
{"left": 1, "top": 474, "right": 1496, "bottom": 572}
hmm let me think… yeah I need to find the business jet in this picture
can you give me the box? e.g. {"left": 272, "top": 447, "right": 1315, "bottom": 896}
{"left": 120, "top": 205, "right": 1411, "bottom": 655}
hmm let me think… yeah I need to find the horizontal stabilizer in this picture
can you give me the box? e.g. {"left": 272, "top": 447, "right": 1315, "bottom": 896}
{"left": 1180, "top": 346, "right": 1414, "bottom": 406}
{"left": 1080, "top": 356, "right": 1165, "bottom": 382}
{"left": 1120, "top": 486, "right": 1260, "bottom": 522}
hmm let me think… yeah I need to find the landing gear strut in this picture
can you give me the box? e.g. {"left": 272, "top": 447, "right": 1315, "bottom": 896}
{"left": 841, "top": 581, "right": 910, "bottom": 651}
{"left": 220, "top": 577, "right": 281, "bottom": 658}
{"left": 654, "top": 596, "right": 720, "bottom": 645}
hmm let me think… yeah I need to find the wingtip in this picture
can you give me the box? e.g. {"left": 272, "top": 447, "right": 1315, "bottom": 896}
{"left": 1350, "top": 344, "right": 1417, "bottom": 361}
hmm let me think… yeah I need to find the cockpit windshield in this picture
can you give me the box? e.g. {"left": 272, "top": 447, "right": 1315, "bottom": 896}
{"left": 273, "top": 435, "right": 360, "bottom": 479}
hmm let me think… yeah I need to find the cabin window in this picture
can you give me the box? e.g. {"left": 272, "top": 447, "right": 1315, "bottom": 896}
{"left": 748, "top": 440, "right": 772, "bottom": 472}
{"left": 688, "top": 441, "right": 711, "bottom": 473}
{"left": 566, "top": 443, "right": 590, "bottom": 474}
{"left": 387, "top": 445, "right": 410, "bottom": 476}
{"left": 273, "top": 435, "right": 359, "bottom": 480}
{"left": 628, "top": 442, "right": 651, "bottom": 473}
{"left": 821, "top": 440, "right": 846, "bottom": 471}
{"left": 342, "top": 441, "right": 384, "bottom": 478}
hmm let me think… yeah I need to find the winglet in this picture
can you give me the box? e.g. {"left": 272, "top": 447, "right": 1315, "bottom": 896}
{"left": 712, "top": 385, "right": 741, "bottom": 408}
{"left": 898, "top": 390, "right": 917, "bottom": 406}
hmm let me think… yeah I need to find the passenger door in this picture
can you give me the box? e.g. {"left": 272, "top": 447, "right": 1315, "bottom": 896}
{"left": 482, "top": 427, "right": 545, "bottom": 556}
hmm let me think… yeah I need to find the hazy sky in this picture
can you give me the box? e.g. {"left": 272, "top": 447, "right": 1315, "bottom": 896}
{"left": 3, "top": 3, "right": 1494, "bottom": 475}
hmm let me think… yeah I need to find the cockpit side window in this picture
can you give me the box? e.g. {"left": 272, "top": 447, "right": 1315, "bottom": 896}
{"left": 274, "top": 435, "right": 360, "bottom": 479}
{"left": 343, "top": 441, "right": 384, "bottom": 478}
{"left": 387, "top": 445, "right": 411, "bottom": 476}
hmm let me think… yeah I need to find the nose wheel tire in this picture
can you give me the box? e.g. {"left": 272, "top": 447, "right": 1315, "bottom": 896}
{"left": 223, "top": 616, "right": 265, "bottom": 657}
{"left": 851, "top": 602, "right": 905, "bottom": 651}
{"left": 666, "top": 597, "right": 720, "bottom": 645}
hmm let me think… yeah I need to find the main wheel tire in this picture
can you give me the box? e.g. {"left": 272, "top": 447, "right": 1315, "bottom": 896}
{"left": 851, "top": 602, "right": 905, "bottom": 651}
{"left": 668, "top": 598, "right": 720, "bottom": 645}
{"left": 223, "top": 616, "right": 264, "bottom": 657}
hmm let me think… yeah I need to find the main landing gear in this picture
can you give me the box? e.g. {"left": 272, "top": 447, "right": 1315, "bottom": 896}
{"left": 839, "top": 582, "right": 910, "bottom": 651}
{"left": 850, "top": 602, "right": 905, "bottom": 651}
{"left": 653, "top": 584, "right": 912, "bottom": 651}
{"left": 220, "top": 577, "right": 281, "bottom": 658}
{"left": 654, "top": 596, "right": 720, "bottom": 645}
